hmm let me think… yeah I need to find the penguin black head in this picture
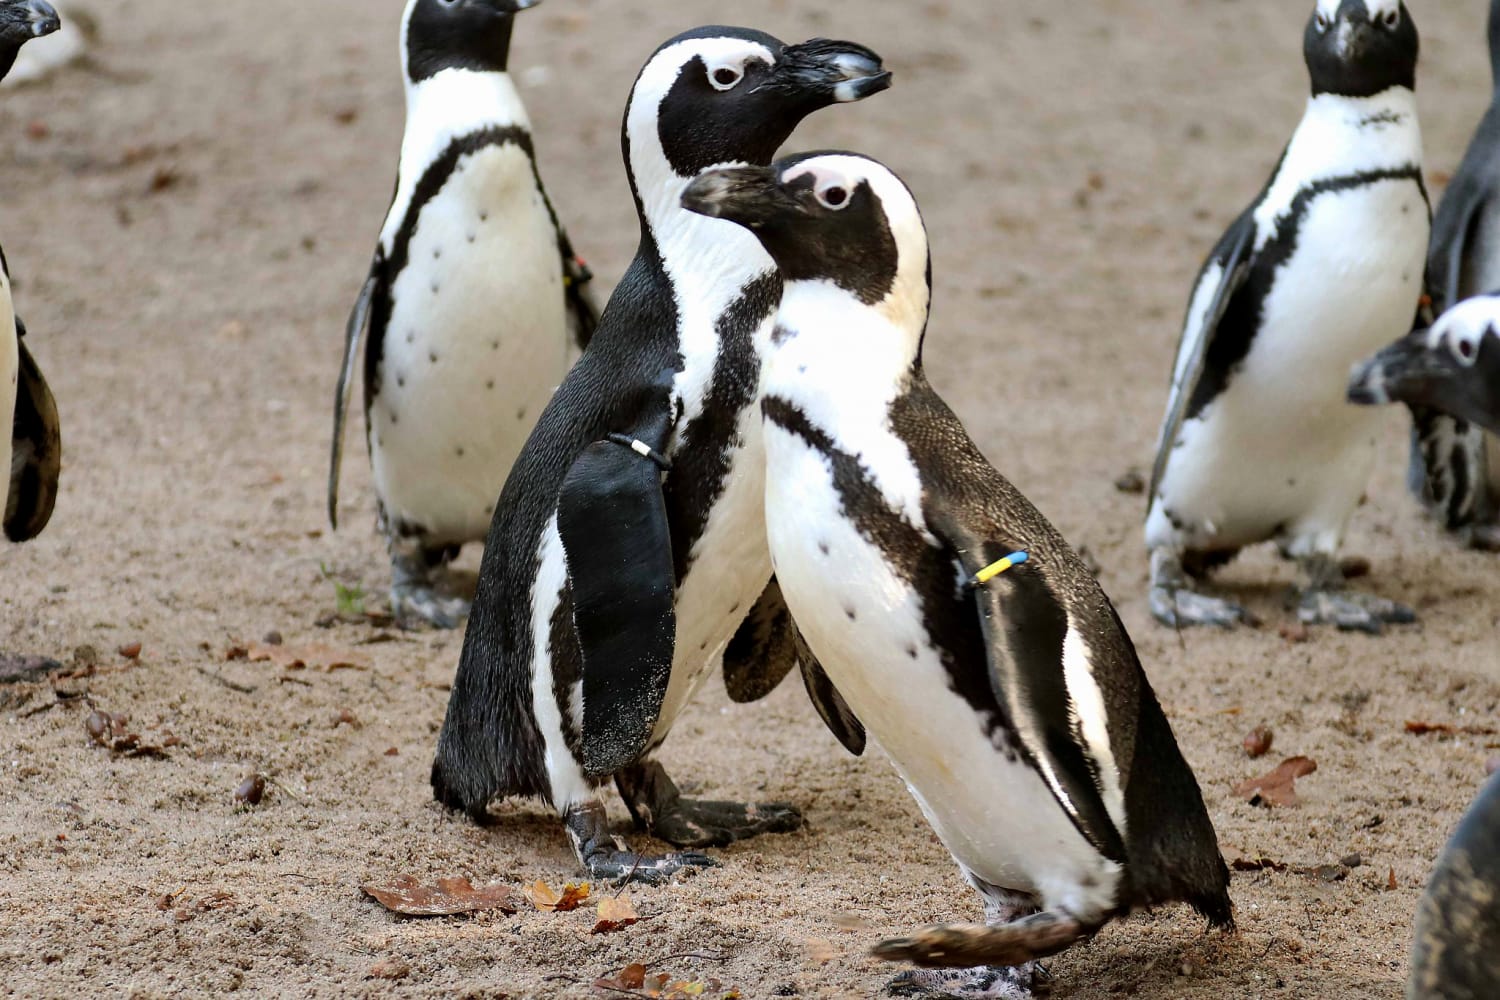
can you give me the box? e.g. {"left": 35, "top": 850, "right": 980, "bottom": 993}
{"left": 683, "top": 152, "right": 931, "bottom": 335}
{"left": 403, "top": 0, "right": 538, "bottom": 84}
{"left": 1348, "top": 296, "right": 1500, "bottom": 435}
{"left": 0, "top": 0, "right": 58, "bottom": 81}
{"left": 1304, "top": 0, "right": 1417, "bottom": 98}
{"left": 624, "top": 28, "right": 891, "bottom": 214}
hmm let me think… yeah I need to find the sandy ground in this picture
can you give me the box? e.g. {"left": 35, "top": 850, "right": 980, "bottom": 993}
{"left": 2, "top": 0, "right": 1499, "bottom": 996}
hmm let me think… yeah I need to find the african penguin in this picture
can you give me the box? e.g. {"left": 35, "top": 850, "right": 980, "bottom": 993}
{"left": 1405, "top": 0, "right": 1500, "bottom": 553}
{"left": 682, "top": 152, "right": 1233, "bottom": 999}
{"left": 1407, "top": 773, "right": 1500, "bottom": 1000}
{"left": 1147, "top": 0, "right": 1429, "bottom": 634}
{"left": 429, "top": 28, "right": 892, "bottom": 883}
{"left": 2, "top": 0, "right": 62, "bottom": 549}
{"left": 1351, "top": 292, "right": 1500, "bottom": 436}
{"left": 329, "top": 0, "right": 599, "bottom": 628}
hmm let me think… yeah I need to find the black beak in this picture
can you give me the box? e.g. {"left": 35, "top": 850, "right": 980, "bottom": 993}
{"left": 681, "top": 166, "right": 798, "bottom": 229}
{"left": 0, "top": 0, "right": 59, "bottom": 43}
{"left": 765, "top": 38, "right": 892, "bottom": 107}
{"left": 1349, "top": 332, "right": 1500, "bottom": 434}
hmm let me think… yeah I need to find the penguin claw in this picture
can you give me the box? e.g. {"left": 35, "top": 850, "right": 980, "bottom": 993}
{"left": 647, "top": 798, "right": 804, "bottom": 849}
{"left": 390, "top": 585, "right": 471, "bottom": 630}
{"left": 887, "top": 965, "right": 1047, "bottom": 1000}
{"left": 1148, "top": 585, "right": 1247, "bottom": 630}
{"left": 584, "top": 849, "right": 718, "bottom": 887}
{"left": 1296, "top": 589, "right": 1416, "bottom": 635}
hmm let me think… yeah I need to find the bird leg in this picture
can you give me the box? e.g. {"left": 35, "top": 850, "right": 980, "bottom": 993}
{"left": 1295, "top": 553, "right": 1415, "bottom": 634}
{"left": 1148, "top": 548, "right": 1246, "bottom": 629}
{"left": 614, "top": 759, "right": 803, "bottom": 849}
{"left": 562, "top": 799, "right": 717, "bottom": 887}
{"left": 388, "top": 536, "right": 470, "bottom": 629}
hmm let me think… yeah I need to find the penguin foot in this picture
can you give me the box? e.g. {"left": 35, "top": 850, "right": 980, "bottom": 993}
{"left": 390, "top": 583, "right": 471, "bottom": 630}
{"left": 873, "top": 912, "right": 1087, "bottom": 969}
{"left": 1148, "top": 585, "right": 1247, "bottom": 630}
{"left": 0, "top": 653, "right": 64, "bottom": 684}
{"left": 617, "top": 760, "right": 803, "bottom": 849}
{"left": 583, "top": 848, "right": 718, "bottom": 887}
{"left": 1295, "top": 588, "right": 1417, "bottom": 635}
{"left": 887, "top": 963, "right": 1048, "bottom": 1000}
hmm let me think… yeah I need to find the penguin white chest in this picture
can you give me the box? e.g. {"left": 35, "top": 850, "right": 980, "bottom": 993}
{"left": 0, "top": 271, "right": 16, "bottom": 516}
{"left": 369, "top": 141, "right": 568, "bottom": 544}
{"left": 763, "top": 424, "right": 1121, "bottom": 918}
{"left": 1153, "top": 178, "right": 1428, "bottom": 552}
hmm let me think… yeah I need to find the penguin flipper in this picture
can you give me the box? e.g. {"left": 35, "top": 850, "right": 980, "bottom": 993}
{"left": 328, "top": 270, "right": 376, "bottom": 531}
{"left": 1148, "top": 211, "right": 1256, "bottom": 502}
{"left": 5, "top": 322, "right": 60, "bottom": 542}
{"left": 721, "top": 577, "right": 801, "bottom": 703}
{"left": 799, "top": 643, "right": 865, "bottom": 757}
{"left": 563, "top": 253, "right": 600, "bottom": 352}
{"left": 557, "top": 389, "right": 677, "bottom": 777}
{"left": 935, "top": 510, "right": 1126, "bottom": 865}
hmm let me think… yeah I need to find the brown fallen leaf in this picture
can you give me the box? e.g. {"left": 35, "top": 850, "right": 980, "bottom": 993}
{"left": 1405, "top": 720, "right": 1498, "bottom": 737}
{"left": 1230, "top": 857, "right": 1289, "bottom": 873}
{"left": 592, "top": 895, "right": 639, "bottom": 934}
{"left": 1387, "top": 868, "right": 1398, "bottom": 891}
{"left": 362, "top": 874, "right": 523, "bottom": 917}
{"left": 594, "top": 962, "right": 649, "bottom": 992}
{"left": 524, "top": 879, "right": 590, "bottom": 912}
{"left": 1233, "top": 755, "right": 1317, "bottom": 807}
{"left": 368, "top": 958, "right": 410, "bottom": 981}
{"left": 247, "top": 642, "right": 370, "bottom": 672}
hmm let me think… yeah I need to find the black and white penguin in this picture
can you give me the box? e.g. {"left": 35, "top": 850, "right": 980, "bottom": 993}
{"left": 1408, "top": 773, "right": 1500, "bottom": 1000}
{"left": 429, "top": 28, "right": 891, "bottom": 882}
{"left": 2, "top": 0, "right": 62, "bottom": 547}
{"left": 329, "top": 0, "right": 598, "bottom": 628}
{"left": 1146, "top": 0, "right": 1429, "bottom": 633}
{"left": 1350, "top": 292, "right": 1500, "bottom": 436}
{"left": 1404, "top": 0, "right": 1500, "bottom": 553}
{"left": 682, "top": 152, "right": 1232, "bottom": 999}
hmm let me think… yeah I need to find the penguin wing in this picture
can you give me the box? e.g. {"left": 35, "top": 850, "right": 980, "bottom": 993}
{"left": 1148, "top": 211, "right": 1257, "bottom": 501}
{"left": 533, "top": 175, "right": 599, "bottom": 351}
{"left": 930, "top": 505, "right": 1127, "bottom": 864}
{"left": 722, "top": 577, "right": 802, "bottom": 703}
{"left": 797, "top": 635, "right": 866, "bottom": 757}
{"left": 328, "top": 266, "right": 378, "bottom": 531}
{"left": 5, "top": 320, "right": 61, "bottom": 542}
{"left": 1427, "top": 112, "right": 1500, "bottom": 313}
{"left": 557, "top": 378, "right": 678, "bottom": 776}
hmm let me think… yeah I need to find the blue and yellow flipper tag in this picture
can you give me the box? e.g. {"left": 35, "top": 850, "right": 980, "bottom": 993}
{"left": 968, "top": 551, "right": 1029, "bottom": 590}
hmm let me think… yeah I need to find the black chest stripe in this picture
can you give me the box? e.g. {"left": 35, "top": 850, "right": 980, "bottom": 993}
{"left": 762, "top": 396, "right": 1022, "bottom": 755}
{"left": 364, "top": 125, "right": 537, "bottom": 412}
{"left": 662, "top": 272, "right": 781, "bottom": 583}
{"left": 1187, "top": 165, "right": 1428, "bottom": 422}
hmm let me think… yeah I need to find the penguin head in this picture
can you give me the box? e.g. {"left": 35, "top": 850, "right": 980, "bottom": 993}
{"left": 1348, "top": 296, "right": 1500, "bottom": 436}
{"left": 402, "top": 0, "right": 539, "bottom": 84}
{"left": 1304, "top": 0, "right": 1417, "bottom": 98}
{"left": 682, "top": 152, "right": 931, "bottom": 337}
{"left": 624, "top": 28, "right": 890, "bottom": 216}
{"left": 0, "top": 0, "right": 57, "bottom": 80}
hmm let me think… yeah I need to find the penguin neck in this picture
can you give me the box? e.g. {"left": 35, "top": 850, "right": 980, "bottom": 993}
{"left": 404, "top": 68, "right": 530, "bottom": 137}
{"left": 1273, "top": 86, "right": 1421, "bottom": 199}
{"left": 764, "top": 280, "right": 922, "bottom": 416}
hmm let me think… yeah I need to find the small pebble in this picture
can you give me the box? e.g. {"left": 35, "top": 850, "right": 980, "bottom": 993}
{"left": 1243, "top": 726, "right": 1274, "bottom": 759}
{"left": 117, "top": 642, "right": 142, "bottom": 660}
{"left": 1114, "top": 469, "right": 1145, "bottom": 495}
{"left": 235, "top": 774, "right": 266, "bottom": 806}
{"left": 1486, "top": 755, "right": 1500, "bottom": 777}
{"left": 262, "top": 631, "right": 283, "bottom": 646}
{"left": 333, "top": 709, "right": 361, "bottom": 729}
{"left": 1340, "top": 852, "right": 1363, "bottom": 869}
{"left": 384, "top": 747, "right": 400, "bottom": 757}
{"left": 1278, "top": 623, "right": 1310, "bottom": 644}
{"left": 85, "top": 710, "right": 109, "bottom": 743}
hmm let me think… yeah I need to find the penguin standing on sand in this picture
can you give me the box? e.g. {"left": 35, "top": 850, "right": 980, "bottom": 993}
{"left": 1351, "top": 293, "right": 1500, "bottom": 435}
{"left": 329, "top": 0, "right": 598, "bottom": 628}
{"left": 1405, "top": 0, "right": 1500, "bottom": 552}
{"left": 430, "top": 28, "right": 891, "bottom": 882}
{"left": 1147, "top": 0, "right": 1429, "bottom": 633}
{"left": 683, "top": 152, "right": 1232, "bottom": 1000}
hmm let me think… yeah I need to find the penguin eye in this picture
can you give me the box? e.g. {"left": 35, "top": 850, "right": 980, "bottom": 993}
{"left": 1313, "top": 12, "right": 1331, "bottom": 31}
{"left": 1452, "top": 335, "right": 1480, "bottom": 366}
{"left": 816, "top": 184, "right": 851, "bottom": 210}
{"left": 1379, "top": 8, "right": 1400, "bottom": 29}
{"left": 709, "top": 66, "right": 744, "bottom": 92}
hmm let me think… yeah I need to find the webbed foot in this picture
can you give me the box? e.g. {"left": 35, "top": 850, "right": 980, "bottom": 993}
{"left": 888, "top": 964, "right": 1048, "bottom": 1000}
{"left": 389, "top": 538, "right": 469, "bottom": 629}
{"left": 1295, "top": 588, "right": 1416, "bottom": 634}
{"left": 617, "top": 759, "right": 802, "bottom": 849}
{"left": 0, "top": 653, "right": 64, "bottom": 683}
{"left": 1149, "top": 585, "right": 1247, "bottom": 629}
{"left": 874, "top": 912, "right": 1087, "bottom": 969}
{"left": 564, "top": 799, "right": 717, "bottom": 887}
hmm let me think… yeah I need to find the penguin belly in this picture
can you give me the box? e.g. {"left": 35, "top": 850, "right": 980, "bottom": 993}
{"left": 1149, "top": 179, "right": 1428, "bottom": 555}
{"left": 765, "top": 426, "right": 1122, "bottom": 919}
{"left": 0, "top": 274, "right": 16, "bottom": 516}
{"left": 370, "top": 142, "right": 568, "bottom": 545}
{"left": 650, "top": 408, "right": 773, "bottom": 744}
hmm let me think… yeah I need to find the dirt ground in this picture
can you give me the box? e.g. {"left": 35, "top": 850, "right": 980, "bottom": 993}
{"left": 2, "top": 0, "right": 1499, "bottom": 996}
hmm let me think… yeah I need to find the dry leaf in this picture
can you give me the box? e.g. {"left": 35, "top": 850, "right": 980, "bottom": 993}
{"left": 592, "top": 895, "right": 639, "bottom": 934}
{"left": 1230, "top": 857, "right": 1288, "bottom": 873}
{"left": 368, "top": 958, "right": 410, "bottom": 981}
{"left": 1405, "top": 720, "right": 1498, "bottom": 737}
{"left": 247, "top": 642, "right": 370, "bottom": 672}
{"left": 594, "top": 963, "right": 649, "bottom": 992}
{"left": 1387, "top": 868, "right": 1398, "bottom": 891}
{"left": 524, "top": 879, "right": 590, "bottom": 912}
{"left": 362, "top": 874, "right": 522, "bottom": 917}
{"left": 1233, "top": 755, "right": 1317, "bottom": 807}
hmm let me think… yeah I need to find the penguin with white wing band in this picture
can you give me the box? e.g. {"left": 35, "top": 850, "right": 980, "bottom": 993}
{"left": 430, "top": 28, "right": 891, "bottom": 884}
{"left": 329, "top": 0, "right": 598, "bottom": 628}
{"left": 683, "top": 153, "right": 1232, "bottom": 999}
{"left": 1146, "top": 0, "right": 1429, "bottom": 634}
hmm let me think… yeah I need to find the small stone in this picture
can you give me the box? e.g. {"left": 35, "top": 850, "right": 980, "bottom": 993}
{"left": 1340, "top": 852, "right": 1363, "bottom": 869}
{"left": 262, "top": 631, "right": 283, "bottom": 647}
{"left": 1243, "top": 726, "right": 1274, "bottom": 759}
{"left": 369, "top": 958, "right": 410, "bottom": 981}
{"left": 384, "top": 747, "right": 399, "bottom": 757}
{"left": 117, "top": 642, "right": 143, "bottom": 660}
{"left": 234, "top": 775, "right": 266, "bottom": 806}
{"left": 1114, "top": 469, "right": 1145, "bottom": 495}
{"left": 1278, "top": 622, "right": 1310, "bottom": 644}
{"left": 73, "top": 645, "right": 100, "bottom": 667}
{"left": 1339, "top": 556, "right": 1372, "bottom": 580}
{"left": 1486, "top": 755, "right": 1500, "bottom": 777}
{"left": 85, "top": 711, "right": 110, "bottom": 744}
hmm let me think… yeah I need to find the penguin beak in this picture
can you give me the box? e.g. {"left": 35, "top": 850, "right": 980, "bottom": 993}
{"left": 0, "top": 0, "right": 59, "bottom": 43}
{"left": 681, "top": 166, "right": 798, "bottom": 229}
{"left": 768, "top": 38, "right": 892, "bottom": 107}
{"left": 1348, "top": 332, "right": 1500, "bottom": 434}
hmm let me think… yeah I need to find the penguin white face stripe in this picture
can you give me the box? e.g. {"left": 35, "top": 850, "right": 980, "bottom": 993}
{"left": 1315, "top": 0, "right": 1401, "bottom": 20}
{"left": 1426, "top": 296, "right": 1499, "bottom": 365}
